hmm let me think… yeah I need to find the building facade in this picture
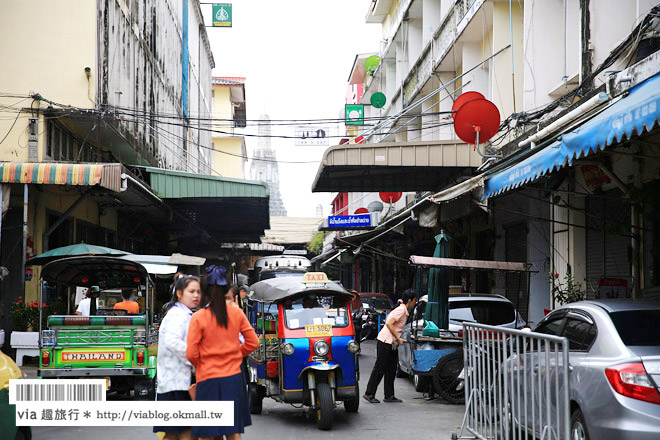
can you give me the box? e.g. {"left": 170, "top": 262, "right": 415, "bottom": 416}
{"left": 211, "top": 77, "right": 247, "bottom": 178}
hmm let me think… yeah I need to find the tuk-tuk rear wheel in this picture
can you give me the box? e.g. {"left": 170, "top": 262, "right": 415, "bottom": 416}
{"left": 315, "top": 382, "right": 333, "bottom": 430}
{"left": 343, "top": 384, "right": 359, "bottom": 413}
{"left": 248, "top": 383, "right": 263, "bottom": 414}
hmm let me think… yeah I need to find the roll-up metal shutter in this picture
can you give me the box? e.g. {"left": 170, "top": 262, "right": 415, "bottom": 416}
{"left": 505, "top": 222, "right": 529, "bottom": 321}
{"left": 586, "top": 193, "right": 631, "bottom": 298}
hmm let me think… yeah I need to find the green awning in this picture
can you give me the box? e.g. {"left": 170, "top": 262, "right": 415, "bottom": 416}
{"left": 142, "top": 166, "right": 269, "bottom": 199}
{"left": 139, "top": 167, "right": 271, "bottom": 244}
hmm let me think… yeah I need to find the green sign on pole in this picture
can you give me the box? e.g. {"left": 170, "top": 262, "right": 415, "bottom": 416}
{"left": 345, "top": 104, "right": 364, "bottom": 125}
{"left": 213, "top": 3, "right": 232, "bottom": 27}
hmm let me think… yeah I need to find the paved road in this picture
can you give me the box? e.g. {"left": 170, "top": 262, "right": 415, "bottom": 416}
{"left": 27, "top": 340, "right": 465, "bottom": 439}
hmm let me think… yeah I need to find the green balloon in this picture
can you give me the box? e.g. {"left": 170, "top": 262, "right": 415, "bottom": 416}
{"left": 370, "top": 92, "right": 387, "bottom": 109}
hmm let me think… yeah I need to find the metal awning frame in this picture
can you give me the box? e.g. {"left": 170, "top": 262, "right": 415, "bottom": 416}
{"left": 409, "top": 255, "right": 535, "bottom": 272}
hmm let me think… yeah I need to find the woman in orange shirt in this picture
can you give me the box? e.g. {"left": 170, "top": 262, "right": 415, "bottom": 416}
{"left": 186, "top": 266, "right": 259, "bottom": 440}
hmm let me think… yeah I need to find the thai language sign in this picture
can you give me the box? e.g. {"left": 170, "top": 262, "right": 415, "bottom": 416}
{"left": 327, "top": 214, "right": 372, "bottom": 228}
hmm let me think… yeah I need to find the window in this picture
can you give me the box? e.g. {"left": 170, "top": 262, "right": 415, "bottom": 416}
{"left": 562, "top": 316, "right": 597, "bottom": 351}
{"left": 283, "top": 295, "right": 349, "bottom": 329}
{"left": 535, "top": 315, "right": 565, "bottom": 336}
{"left": 610, "top": 309, "right": 660, "bottom": 346}
{"left": 449, "top": 300, "right": 516, "bottom": 326}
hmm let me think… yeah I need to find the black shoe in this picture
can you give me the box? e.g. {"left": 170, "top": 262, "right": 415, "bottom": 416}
{"left": 363, "top": 394, "right": 380, "bottom": 403}
{"left": 383, "top": 396, "right": 402, "bottom": 403}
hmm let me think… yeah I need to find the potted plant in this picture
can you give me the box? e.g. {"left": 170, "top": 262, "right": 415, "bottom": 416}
{"left": 549, "top": 272, "right": 586, "bottom": 305}
{"left": 9, "top": 297, "right": 47, "bottom": 332}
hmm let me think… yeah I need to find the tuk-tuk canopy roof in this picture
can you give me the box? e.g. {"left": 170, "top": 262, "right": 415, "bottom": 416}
{"left": 248, "top": 276, "right": 351, "bottom": 303}
{"left": 41, "top": 256, "right": 149, "bottom": 287}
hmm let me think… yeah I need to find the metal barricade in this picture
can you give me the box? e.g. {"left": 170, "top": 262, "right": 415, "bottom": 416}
{"left": 453, "top": 323, "right": 569, "bottom": 440}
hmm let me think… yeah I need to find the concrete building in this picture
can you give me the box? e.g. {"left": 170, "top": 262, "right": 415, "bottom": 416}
{"left": 314, "top": 0, "right": 660, "bottom": 325}
{"left": 211, "top": 77, "right": 247, "bottom": 179}
{"left": 0, "top": 1, "right": 271, "bottom": 338}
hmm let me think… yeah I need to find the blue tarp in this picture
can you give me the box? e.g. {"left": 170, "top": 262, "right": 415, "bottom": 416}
{"left": 484, "top": 73, "right": 660, "bottom": 199}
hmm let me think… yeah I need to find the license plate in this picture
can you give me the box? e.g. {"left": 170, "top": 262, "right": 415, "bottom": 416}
{"left": 62, "top": 351, "right": 125, "bottom": 362}
{"left": 305, "top": 324, "right": 332, "bottom": 337}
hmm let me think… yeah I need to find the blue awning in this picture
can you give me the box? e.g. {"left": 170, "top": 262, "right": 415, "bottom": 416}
{"left": 484, "top": 73, "right": 660, "bottom": 199}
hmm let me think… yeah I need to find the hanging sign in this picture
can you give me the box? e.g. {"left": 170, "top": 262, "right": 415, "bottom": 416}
{"left": 294, "top": 126, "right": 330, "bottom": 146}
{"left": 345, "top": 104, "right": 364, "bottom": 125}
{"left": 212, "top": 4, "right": 232, "bottom": 27}
{"left": 328, "top": 214, "right": 371, "bottom": 228}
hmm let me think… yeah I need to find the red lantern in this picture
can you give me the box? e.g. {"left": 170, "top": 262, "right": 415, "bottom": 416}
{"left": 379, "top": 192, "right": 402, "bottom": 204}
{"left": 354, "top": 208, "right": 369, "bottom": 214}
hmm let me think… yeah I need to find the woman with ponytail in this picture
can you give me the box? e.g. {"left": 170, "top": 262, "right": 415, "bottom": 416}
{"left": 186, "top": 265, "right": 259, "bottom": 440}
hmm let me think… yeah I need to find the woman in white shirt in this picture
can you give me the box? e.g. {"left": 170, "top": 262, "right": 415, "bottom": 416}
{"left": 153, "top": 275, "right": 201, "bottom": 440}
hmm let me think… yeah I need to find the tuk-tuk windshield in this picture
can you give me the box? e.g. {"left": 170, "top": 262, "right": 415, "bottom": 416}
{"left": 283, "top": 294, "right": 349, "bottom": 329}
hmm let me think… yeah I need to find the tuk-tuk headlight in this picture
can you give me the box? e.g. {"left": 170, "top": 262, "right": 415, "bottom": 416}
{"left": 281, "top": 342, "right": 295, "bottom": 355}
{"left": 347, "top": 341, "right": 359, "bottom": 354}
{"left": 314, "top": 340, "right": 330, "bottom": 356}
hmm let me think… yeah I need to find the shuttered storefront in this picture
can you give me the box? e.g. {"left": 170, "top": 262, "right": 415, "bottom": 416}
{"left": 585, "top": 193, "right": 631, "bottom": 298}
{"left": 505, "top": 222, "right": 529, "bottom": 321}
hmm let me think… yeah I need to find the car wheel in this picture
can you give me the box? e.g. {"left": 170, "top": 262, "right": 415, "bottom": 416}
{"left": 343, "top": 383, "right": 359, "bottom": 413}
{"left": 571, "top": 408, "right": 590, "bottom": 440}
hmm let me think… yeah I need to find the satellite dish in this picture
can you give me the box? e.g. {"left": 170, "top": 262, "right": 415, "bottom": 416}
{"left": 451, "top": 91, "right": 485, "bottom": 119}
{"left": 367, "top": 201, "right": 384, "bottom": 212}
{"left": 365, "top": 55, "right": 381, "bottom": 75}
{"left": 354, "top": 208, "right": 369, "bottom": 214}
{"left": 453, "top": 98, "right": 500, "bottom": 145}
{"left": 379, "top": 192, "right": 402, "bottom": 204}
{"left": 370, "top": 92, "right": 387, "bottom": 109}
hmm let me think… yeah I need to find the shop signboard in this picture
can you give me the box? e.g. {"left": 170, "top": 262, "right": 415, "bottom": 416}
{"left": 212, "top": 4, "right": 232, "bottom": 27}
{"left": 328, "top": 214, "right": 371, "bottom": 228}
{"left": 345, "top": 104, "right": 364, "bottom": 125}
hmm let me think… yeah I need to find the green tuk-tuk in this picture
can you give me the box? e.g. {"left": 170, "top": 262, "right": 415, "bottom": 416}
{"left": 37, "top": 256, "right": 158, "bottom": 399}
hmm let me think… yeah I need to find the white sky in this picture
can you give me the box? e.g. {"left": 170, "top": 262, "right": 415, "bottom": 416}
{"left": 206, "top": 1, "right": 382, "bottom": 217}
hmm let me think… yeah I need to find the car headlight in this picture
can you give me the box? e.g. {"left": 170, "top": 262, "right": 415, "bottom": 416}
{"left": 281, "top": 342, "right": 295, "bottom": 355}
{"left": 314, "top": 340, "right": 330, "bottom": 356}
{"left": 347, "top": 340, "right": 359, "bottom": 354}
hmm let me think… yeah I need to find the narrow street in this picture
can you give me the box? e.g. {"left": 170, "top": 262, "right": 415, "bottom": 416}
{"left": 27, "top": 340, "right": 465, "bottom": 439}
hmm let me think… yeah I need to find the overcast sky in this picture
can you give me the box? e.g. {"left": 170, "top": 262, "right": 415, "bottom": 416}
{"left": 206, "top": 1, "right": 382, "bottom": 217}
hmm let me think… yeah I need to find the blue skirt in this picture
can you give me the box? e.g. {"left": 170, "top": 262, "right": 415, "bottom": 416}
{"left": 191, "top": 373, "right": 252, "bottom": 437}
{"left": 153, "top": 390, "right": 191, "bottom": 433}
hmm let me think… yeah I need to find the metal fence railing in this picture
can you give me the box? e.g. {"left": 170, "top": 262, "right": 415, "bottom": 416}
{"left": 452, "top": 323, "right": 570, "bottom": 440}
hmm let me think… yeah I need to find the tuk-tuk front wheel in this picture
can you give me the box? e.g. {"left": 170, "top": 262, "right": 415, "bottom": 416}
{"left": 248, "top": 383, "right": 263, "bottom": 414}
{"left": 315, "top": 382, "right": 334, "bottom": 430}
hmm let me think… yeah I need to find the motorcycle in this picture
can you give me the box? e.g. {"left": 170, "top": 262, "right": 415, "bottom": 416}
{"left": 359, "top": 308, "right": 378, "bottom": 342}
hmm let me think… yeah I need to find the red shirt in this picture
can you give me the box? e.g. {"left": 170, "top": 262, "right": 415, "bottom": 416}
{"left": 186, "top": 306, "right": 259, "bottom": 382}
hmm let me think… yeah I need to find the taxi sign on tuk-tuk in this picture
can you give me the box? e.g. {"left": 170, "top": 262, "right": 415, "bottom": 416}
{"left": 301, "top": 272, "right": 329, "bottom": 284}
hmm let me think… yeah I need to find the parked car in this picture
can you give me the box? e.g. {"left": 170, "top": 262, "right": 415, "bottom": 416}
{"left": 0, "top": 351, "right": 32, "bottom": 440}
{"left": 398, "top": 294, "right": 526, "bottom": 396}
{"left": 513, "top": 300, "right": 660, "bottom": 440}
{"left": 358, "top": 293, "right": 395, "bottom": 339}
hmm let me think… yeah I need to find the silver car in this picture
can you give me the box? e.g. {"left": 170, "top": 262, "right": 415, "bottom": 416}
{"left": 522, "top": 300, "right": 660, "bottom": 440}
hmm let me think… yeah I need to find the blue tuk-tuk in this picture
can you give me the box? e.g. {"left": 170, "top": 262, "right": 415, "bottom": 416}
{"left": 246, "top": 272, "right": 360, "bottom": 430}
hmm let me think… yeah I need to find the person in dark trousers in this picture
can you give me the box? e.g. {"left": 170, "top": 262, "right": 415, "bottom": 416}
{"left": 363, "top": 288, "right": 417, "bottom": 403}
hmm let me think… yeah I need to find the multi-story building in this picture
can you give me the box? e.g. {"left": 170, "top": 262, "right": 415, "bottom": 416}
{"left": 211, "top": 77, "right": 247, "bottom": 178}
{"left": 314, "top": 0, "right": 660, "bottom": 325}
{"left": 0, "top": 1, "right": 271, "bottom": 336}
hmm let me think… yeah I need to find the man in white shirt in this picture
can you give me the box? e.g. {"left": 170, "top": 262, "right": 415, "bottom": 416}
{"left": 76, "top": 288, "right": 100, "bottom": 316}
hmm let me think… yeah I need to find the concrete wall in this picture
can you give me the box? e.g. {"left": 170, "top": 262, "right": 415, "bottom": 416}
{"left": 213, "top": 138, "right": 245, "bottom": 179}
{"left": 492, "top": 1, "right": 524, "bottom": 117}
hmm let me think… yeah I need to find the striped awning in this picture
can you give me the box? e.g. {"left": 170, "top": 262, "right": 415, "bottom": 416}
{"left": 0, "top": 162, "right": 123, "bottom": 192}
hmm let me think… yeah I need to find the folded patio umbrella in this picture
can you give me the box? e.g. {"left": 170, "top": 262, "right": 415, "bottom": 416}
{"left": 26, "top": 243, "right": 127, "bottom": 266}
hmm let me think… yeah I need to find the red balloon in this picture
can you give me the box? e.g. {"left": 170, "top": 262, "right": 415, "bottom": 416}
{"left": 451, "top": 91, "right": 485, "bottom": 119}
{"left": 453, "top": 98, "right": 500, "bottom": 144}
{"left": 379, "top": 192, "right": 402, "bottom": 203}
{"left": 354, "top": 208, "right": 369, "bottom": 214}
